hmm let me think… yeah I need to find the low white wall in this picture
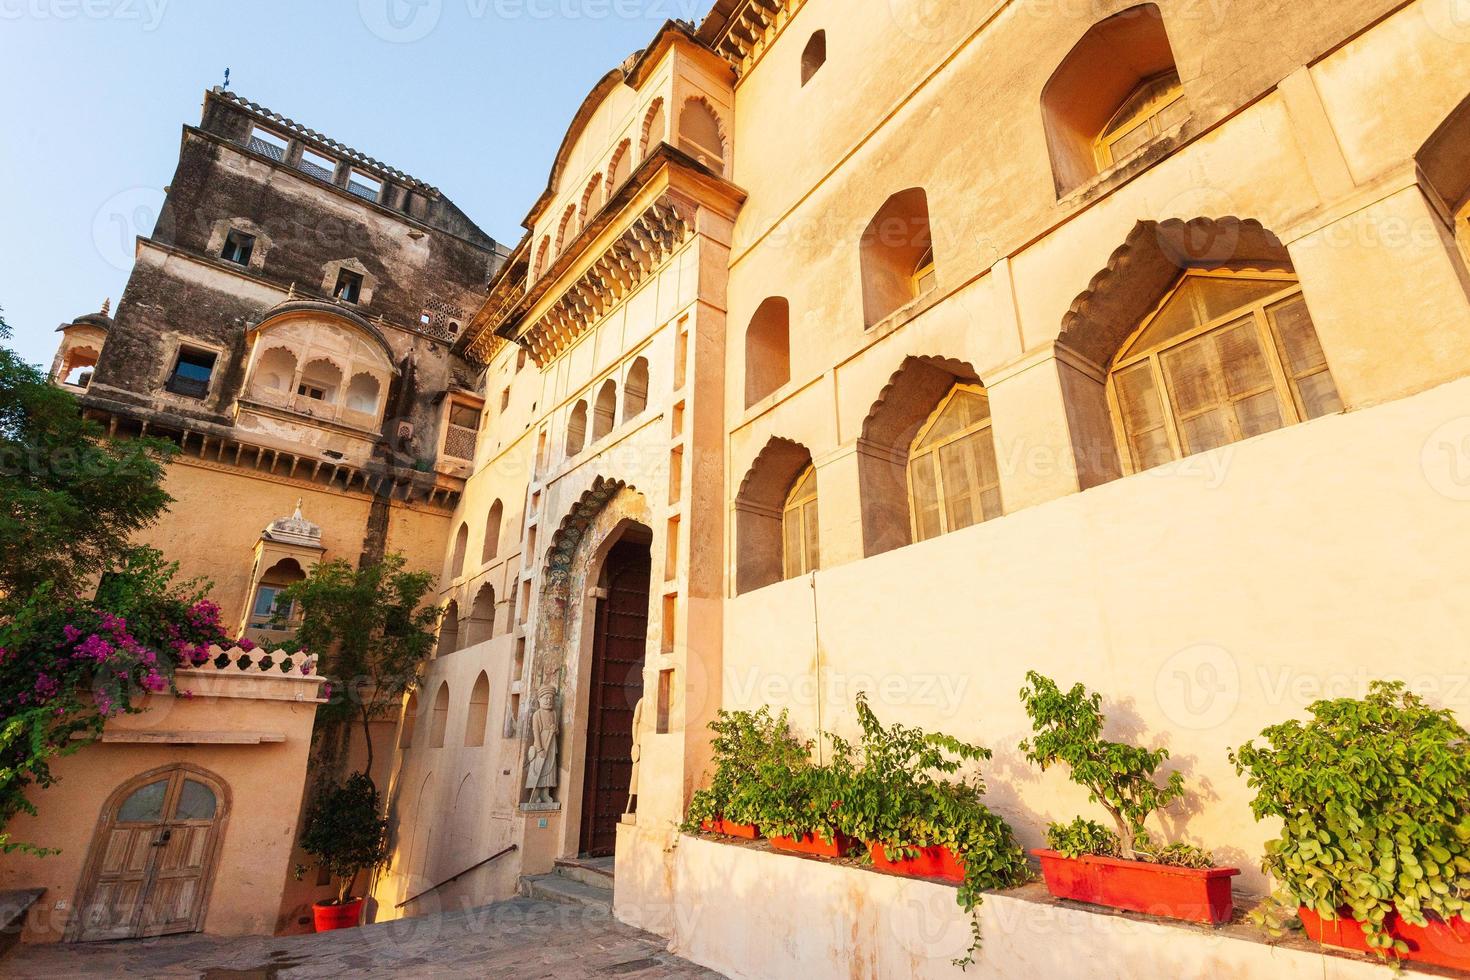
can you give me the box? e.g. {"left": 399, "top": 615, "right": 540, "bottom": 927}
{"left": 643, "top": 836, "right": 1397, "bottom": 980}
{"left": 722, "top": 377, "right": 1470, "bottom": 891}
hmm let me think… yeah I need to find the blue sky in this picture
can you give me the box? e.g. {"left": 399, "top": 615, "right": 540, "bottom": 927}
{"left": 0, "top": 0, "right": 707, "bottom": 367}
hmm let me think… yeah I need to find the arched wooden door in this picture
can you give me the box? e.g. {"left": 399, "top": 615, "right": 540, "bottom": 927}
{"left": 578, "top": 537, "right": 651, "bottom": 857}
{"left": 71, "top": 765, "right": 229, "bottom": 942}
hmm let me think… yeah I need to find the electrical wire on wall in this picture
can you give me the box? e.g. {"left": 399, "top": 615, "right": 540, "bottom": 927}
{"left": 809, "top": 568, "right": 823, "bottom": 764}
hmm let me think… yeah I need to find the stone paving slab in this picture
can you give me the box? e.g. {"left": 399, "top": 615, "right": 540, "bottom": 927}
{"left": 3, "top": 898, "right": 725, "bottom": 979}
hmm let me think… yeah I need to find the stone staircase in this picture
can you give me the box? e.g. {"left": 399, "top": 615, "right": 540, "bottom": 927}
{"left": 519, "top": 857, "right": 615, "bottom": 912}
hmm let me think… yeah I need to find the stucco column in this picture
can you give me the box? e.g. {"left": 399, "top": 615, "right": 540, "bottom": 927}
{"left": 986, "top": 344, "right": 1116, "bottom": 513}
{"left": 811, "top": 444, "right": 865, "bottom": 569}
{"left": 1289, "top": 183, "right": 1470, "bottom": 408}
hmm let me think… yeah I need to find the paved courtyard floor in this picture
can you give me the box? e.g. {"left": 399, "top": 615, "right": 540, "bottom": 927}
{"left": 4, "top": 898, "right": 724, "bottom": 979}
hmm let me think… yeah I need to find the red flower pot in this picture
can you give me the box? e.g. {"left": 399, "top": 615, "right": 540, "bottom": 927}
{"left": 770, "top": 831, "right": 852, "bottom": 857}
{"left": 312, "top": 897, "right": 364, "bottom": 932}
{"left": 700, "top": 818, "right": 760, "bottom": 839}
{"left": 869, "top": 843, "right": 966, "bottom": 884}
{"left": 1298, "top": 906, "right": 1470, "bottom": 971}
{"left": 1032, "top": 849, "right": 1238, "bottom": 924}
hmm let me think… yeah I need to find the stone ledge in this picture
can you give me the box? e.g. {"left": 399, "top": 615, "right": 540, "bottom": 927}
{"left": 626, "top": 834, "right": 1447, "bottom": 979}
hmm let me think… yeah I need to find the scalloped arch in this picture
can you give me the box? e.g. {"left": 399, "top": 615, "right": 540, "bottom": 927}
{"left": 1056, "top": 217, "right": 1291, "bottom": 366}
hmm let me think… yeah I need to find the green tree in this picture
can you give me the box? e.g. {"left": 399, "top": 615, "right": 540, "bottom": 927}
{"left": 277, "top": 553, "right": 437, "bottom": 782}
{"left": 298, "top": 771, "right": 389, "bottom": 906}
{"left": 0, "top": 308, "right": 176, "bottom": 601}
{"left": 1018, "top": 671, "right": 1186, "bottom": 860}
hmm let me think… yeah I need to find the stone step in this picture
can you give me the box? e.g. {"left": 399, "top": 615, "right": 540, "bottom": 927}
{"left": 0, "top": 889, "right": 44, "bottom": 959}
{"left": 553, "top": 858, "right": 615, "bottom": 891}
{"left": 519, "top": 874, "right": 613, "bottom": 912}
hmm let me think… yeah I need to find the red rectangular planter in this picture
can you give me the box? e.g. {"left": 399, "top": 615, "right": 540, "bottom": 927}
{"left": 869, "top": 843, "right": 966, "bottom": 884}
{"left": 770, "top": 831, "right": 852, "bottom": 857}
{"left": 700, "top": 818, "right": 760, "bottom": 839}
{"left": 1298, "top": 906, "right": 1470, "bottom": 971}
{"left": 1032, "top": 849, "right": 1239, "bottom": 924}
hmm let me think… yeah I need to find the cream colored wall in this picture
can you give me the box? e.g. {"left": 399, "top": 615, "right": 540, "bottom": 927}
{"left": 375, "top": 217, "right": 719, "bottom": 915}
{"left": 136, "top": 459, "right": 450, "bottom": 632}
{"left": 682, "top": 0, "right": 1470, "bottom": 918}
{"left": 2, "top": 690, "right": 319, "bottom": 943}
{"left": 724, "top": 376, "right": 1470, "bottom": 893}
{"left": 618, "top": 833, "right": 1396, "bottom": 980}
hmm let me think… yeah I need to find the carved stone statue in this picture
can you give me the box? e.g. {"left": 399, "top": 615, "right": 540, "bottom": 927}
{"left": 624, "top": 697, "right": 645, "bottom": 817}
{"left": 524, "top": 686, "right": 560, "bottom": 806}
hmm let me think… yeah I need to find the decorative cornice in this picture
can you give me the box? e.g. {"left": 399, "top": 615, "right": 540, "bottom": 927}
{"left": 463, "top": 194, "right": 694, "bottom": 368}
{"left": 704, "top": 0, "right": 806, "bottom": 77}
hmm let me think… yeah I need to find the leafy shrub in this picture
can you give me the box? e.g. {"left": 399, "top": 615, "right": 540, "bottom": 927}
{"left": 829, "top": 694, "right": 1028, "bottom": 967}
{"left": 300, "top": 771, "right": 389, "bottom": 905}
{"left": 1230, "top": 681, "right": 1470, "bottom": 957}
{"left": 1046, "top": 818, "right": 1121, "bottom": 859}
{"left": 0, "top": 550, "right": 235, "bottom": 854}
{"left": 685, "top": 707, "right": 813, "bottom": 833}
{"left": 685, "top": 696, "right": 1028, "bottom": 967}
{"left": 1019, "top": 671, "right": 1205, "bottom": 864}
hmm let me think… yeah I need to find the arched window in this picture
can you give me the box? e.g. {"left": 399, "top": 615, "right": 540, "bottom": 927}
{"left": 566, "top": 399, "right": 588, "bottom": 456}
{"left": 1042, "top": 4, "right": 1184, "bottom": 196}
{"left": 465, "top": 673, "right": 490, "bottom": 747}
{"left": 247, "top": 557, "right": 305, "bottom": 631}
{"left": 860, "top": 189, "right": 934, "bottom": 327}
{"left": 623, "top": 357, "right": 649, "bottom": 421}
{"left": 735, "top": 437, "right": 814, "bottom": 595}
{"left": 592, "top": 379, "right": 617, "bottom": 440}
{"left": 745, "top": 297, "right": 791, "bottom": 407}
{"left": 1096, "top": 70, "right": 1185, "bottom": 169}
{"left": 606, "top": 140, "right": 632, "bottom": 194}
{"left": 429, "top": 682, "right": 449, "bottom": 748}
{"left": 640, "top": 98, "right": 666, "bottom": 159}
{"left": 555, "top": 204, "right": 577, "bottom": 252}
{"left": 782, "top": 465, "right": 820, "bottom": 579}
{"left": 801, "top": 31, "right": 827, "bottom": 85}
{"left": 467, "top": 584, "right": 496, "bottom": 646}
{"left": 295, "top": 358, "right": 343, "bottom": 407}
{"left": 450, "top": 523, "right": 469, "bottom": 579}
{"left": 532, "top": 237, "right": 551, "bottom": 281}
{"left": 59, "top": 346, "right": 100, "bottom": 388}
{"left": 678, "top": 99, "right": 726, "bottom": 174}
{"left": 908, "top": 385, "right": 1003, "bottom": 543}
{"left": 482, "top": 500, "right": 504, "bottom": 562}
{"left": 400, "top": 691, "right": 419, "bottom": 749}
{"left": 580, "top": 173, "right": 604, "bottom": 226}
{"left": 250, "top": 347, "right": 297, "bottom": 399}
{"left": 436, "top": 600, "right": 460, "bottom": 659}
{"left": 344, "top": 373, "right": 381, "bottom": 416}
{"left": 1109, "top": 272, "right": 1341, "bottom": 472}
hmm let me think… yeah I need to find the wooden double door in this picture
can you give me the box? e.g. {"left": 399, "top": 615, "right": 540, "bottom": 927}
{"left": 71, "top": 765, "right": 227, "bottom": 942}
{"left": 578, "top": 538, "right": 651, "bottom": 858}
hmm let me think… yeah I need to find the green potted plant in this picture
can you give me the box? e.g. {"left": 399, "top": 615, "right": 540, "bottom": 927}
{"left": 686, "top": 707, "right": 806, "bottom": 839}
{"left": 299, "top": 771, "right": 389, "bottom": 932}
{"left": 1019, "top": 671, "right": 1239, "bottom": 924}
{"left": 1231, "top": 681, "right": 1470, "bottom": 969}
{"left": 832, "top": 693, "right": 1029, "bottom": 967}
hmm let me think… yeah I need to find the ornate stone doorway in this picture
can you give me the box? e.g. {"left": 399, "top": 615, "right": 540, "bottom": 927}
{"left": 578, "top": 532, "right": 651, "bottom": 857}
{"left": 69, "top": 765, "right": 228, "bottom": 942}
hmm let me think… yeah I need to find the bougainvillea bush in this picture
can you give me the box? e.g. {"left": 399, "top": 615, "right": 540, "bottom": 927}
{"left": 0, "top": 549, "right": 238, "bottom": 853}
